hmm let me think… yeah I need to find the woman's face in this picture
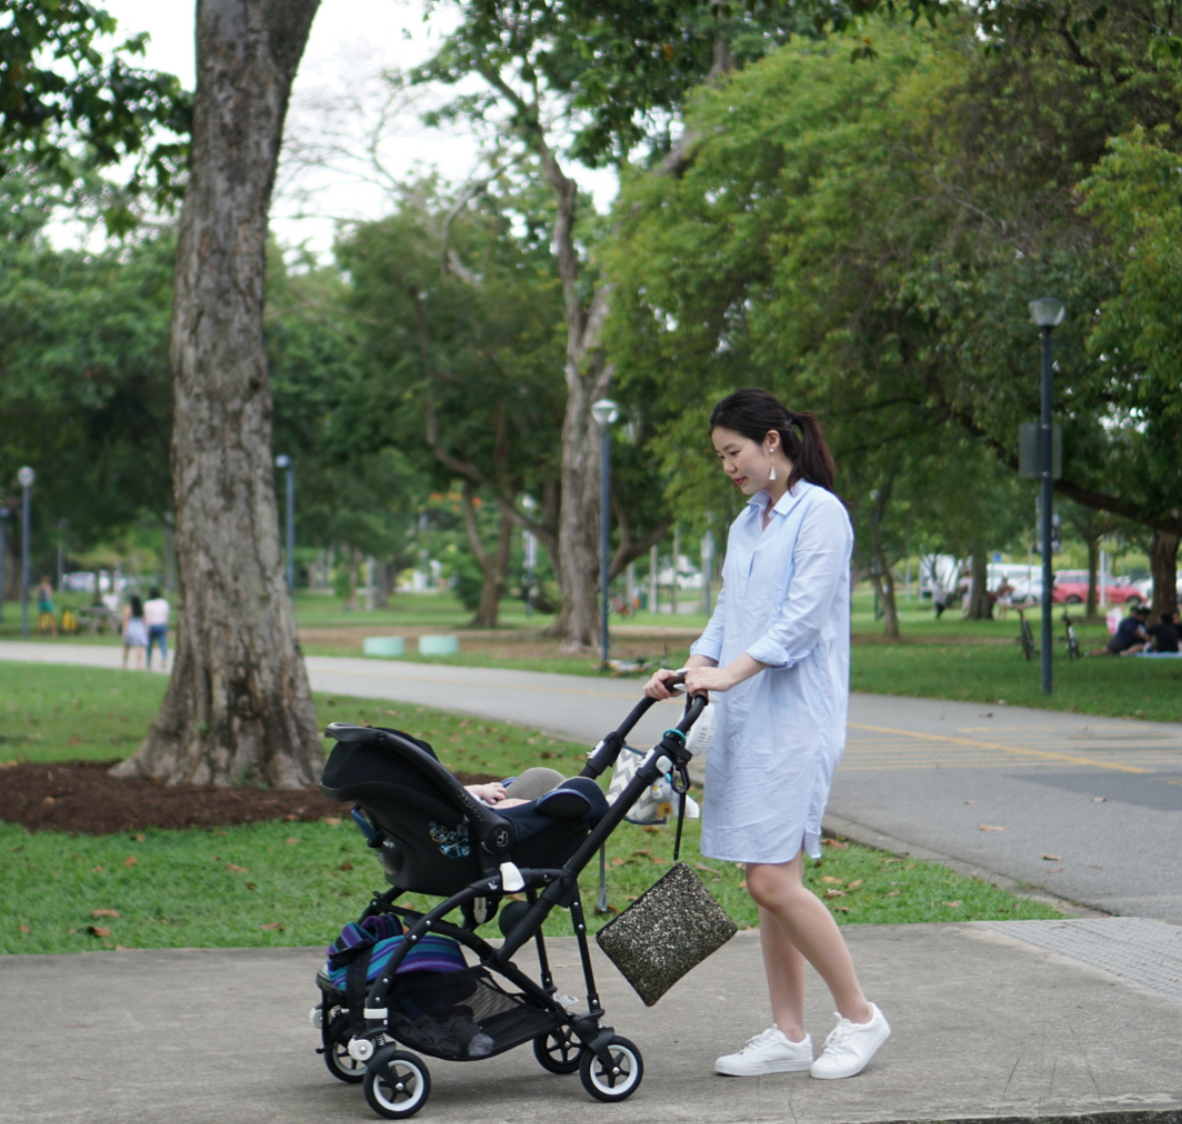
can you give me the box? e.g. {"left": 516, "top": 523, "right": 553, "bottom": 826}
{"left": 712, "top": 426, "right": 775, "bottom": 495}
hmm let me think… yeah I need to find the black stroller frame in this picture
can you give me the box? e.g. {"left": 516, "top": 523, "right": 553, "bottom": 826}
{"left": 313, "top": 687, "right": 708, "bottom": 1119}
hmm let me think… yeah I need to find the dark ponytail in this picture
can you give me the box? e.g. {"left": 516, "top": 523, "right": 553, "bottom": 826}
{"left": 709, "top": 387, "right": 837, "bottom": 493}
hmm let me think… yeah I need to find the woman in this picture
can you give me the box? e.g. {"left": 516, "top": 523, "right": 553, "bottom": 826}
{"left": 644, "top": 388, "right": 888, "bottom": 1081}
{"left": 121, "top": 594, "right": 148, "bottom": 670}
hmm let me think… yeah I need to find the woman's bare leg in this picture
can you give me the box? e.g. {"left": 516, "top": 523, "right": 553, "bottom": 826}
{"left": 747, "top": 854, "right": 873, "bottom": 1025}
{"left": 758, "top": 905, "right": 807, "bottom": 1039}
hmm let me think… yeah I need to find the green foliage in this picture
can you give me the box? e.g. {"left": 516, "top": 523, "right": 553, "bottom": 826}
{"left": 0, "top": 1, "right": 191, "bottom": 221}
{"left": 1079, "top": 125, "right": 1182, "bottom": 518}
{"left": 606, "top": 8, "right": 1182, "bottom": 619}
{"left": 0, "top": 211, "right": 175, "bottom": 540}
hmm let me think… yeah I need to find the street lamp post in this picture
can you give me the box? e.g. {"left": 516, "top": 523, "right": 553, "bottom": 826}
{"left": 591, "top": 399, "right": 619, "bottom": 668}
{"left": 275, "top": 455, "right": 295, "bottom": 591}
{"left": 18, "top": 466, "right": 35, "bottom": 639}
{"left": 1029, "top": 297, "right": 1065, "bottom": 696}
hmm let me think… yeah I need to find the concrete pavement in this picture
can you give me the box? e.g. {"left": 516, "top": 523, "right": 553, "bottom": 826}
{"left": 2, "top": 922, "right": 1181, "bottom": 1124}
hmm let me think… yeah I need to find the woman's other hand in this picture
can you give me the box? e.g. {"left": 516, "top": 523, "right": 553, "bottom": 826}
{"left": 643, "top": 668, "right": 683, "bottom": 700}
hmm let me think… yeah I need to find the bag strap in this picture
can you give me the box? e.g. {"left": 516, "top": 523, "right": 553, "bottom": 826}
{"left": 671, "top": 762, "right": 691, "bottom": 862}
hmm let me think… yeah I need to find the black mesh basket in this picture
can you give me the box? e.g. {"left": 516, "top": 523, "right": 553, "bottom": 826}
{"left": 385, "top": 967, "right": 559, "bottom": 1061}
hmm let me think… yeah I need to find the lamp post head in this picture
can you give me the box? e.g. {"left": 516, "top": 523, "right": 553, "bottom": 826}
{"left": 275, "top": 454, "right": 291, "bottom": 470}
{"left": 1029, "top": 297, "right": 1066, "bottom": 328}
{"left": 591, "top": 399, "right": 620, "bottom": 427}
{"left": 17, "top": 466, "right": 35, "bottom": 489}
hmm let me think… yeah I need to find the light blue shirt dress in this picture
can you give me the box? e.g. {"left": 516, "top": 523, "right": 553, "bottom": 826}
{"left": 690, "top": 480, "right": 853, "bottom": 863}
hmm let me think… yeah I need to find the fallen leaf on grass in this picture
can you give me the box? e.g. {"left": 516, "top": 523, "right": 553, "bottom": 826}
{"left": 847, "top": 879, "right": 864, "bottom": 890}
{"left": 321, "top": 817, "right": 341, "bottom": 827}
{"left": 1041, "top": 854, "right": 1061, "bottom": 861}
{"left": 87, "top": 926, "right": 112, "bottom": 937}
{"left": 123, "top": 857, "right": 138, "bottom": 867}
{"left": 886, "top": 891, "right": 901, "bottom": 898}
{"left": 820, "top": 875, "right": 844, "bottom": 885}
{"left": 978, "top": 824, "right": 1006, "bottom": 832}
{"left": 338, "top": 862, "right": 353, "bottom": 872}
{"left": 285, "top": 838, "right": 301, "bottom": 846}
{"left": 18, "top": 924, "right": 30, "bottom": 933}
{"left": 610, "top": 857, "right": 626, "bottom": 867}
{"left": 694, "top": 862, "right": 724, "bottom": 877}
{"left": 260, "top": 922, "right": 284, "bottom": 932}
{"left": 823, "top": 838, "right": 849, "bottom": 850}
{"left": 225, "top": 864, "right": 248, "bottom": 873}
{"left": 824, "top": 889, "right": 845, "bottom": 899}
{"left": 90, "top": 909, "right": 120, "bottom": 919}
{"left": 940, "top": 901, "right": 962, "bottom": 908}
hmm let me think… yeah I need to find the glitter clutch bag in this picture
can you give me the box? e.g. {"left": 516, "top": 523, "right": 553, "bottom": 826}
{"left": 595, "top": 860, "right": 737, "bottom": 1007}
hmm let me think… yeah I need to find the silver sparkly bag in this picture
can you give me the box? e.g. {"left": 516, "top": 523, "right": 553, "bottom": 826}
{"left": 595, "top": 859, "right": 737, "bottom": 1007}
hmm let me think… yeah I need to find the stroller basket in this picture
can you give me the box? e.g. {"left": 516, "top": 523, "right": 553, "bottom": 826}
{"left": 382, "top": 966, "right": 558, "bottom": 1062}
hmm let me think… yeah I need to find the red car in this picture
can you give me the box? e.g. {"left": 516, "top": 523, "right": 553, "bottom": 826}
{"left": 1052, "top": 571, "right": 1144, "bottom": 606}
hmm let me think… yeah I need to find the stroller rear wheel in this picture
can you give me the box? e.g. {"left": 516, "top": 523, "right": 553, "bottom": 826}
{"left": 533, "top": 1027, "right": 585, "bottom": 1074}
{"left": 363, "top": 1047, "right": 431, "bottom": 1120}
{"left": 323, "top": 1012, "right": 366, "bottom": 1084}
{"left": 579, "top": 1036, "right": 644, "bottom": 1102}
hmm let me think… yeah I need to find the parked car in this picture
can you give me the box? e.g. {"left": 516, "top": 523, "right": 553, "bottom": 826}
{"left": 1052, "top": 571, "right": 1143, "bottom": 606}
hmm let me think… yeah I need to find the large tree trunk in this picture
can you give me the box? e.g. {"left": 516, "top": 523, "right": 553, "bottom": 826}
{"left": 112, "top": 0, "right": 322, "bottom": 788}
{"left": 1149, "top": 526, "right": 1179, "bottom": 619}
{"left": 535, "top": 141, "right": 613, "bottom": 651}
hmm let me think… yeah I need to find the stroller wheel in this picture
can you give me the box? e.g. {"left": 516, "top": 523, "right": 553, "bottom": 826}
{"left": 533, "top": 1027, "right": 585, "bottom": 1074}
{"left": 323, "top": 1013, "right": 366, "bottom": 1084}
{"left": 363, "top": 1047, "right": 431, "bottom": 1120}
{"left": 579, "top": 1036, "right": 644, "bottom": 1102}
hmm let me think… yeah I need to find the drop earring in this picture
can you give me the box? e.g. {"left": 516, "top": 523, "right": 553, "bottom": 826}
{"left": 768, "top": 450, "right": 777, "bottom": 482}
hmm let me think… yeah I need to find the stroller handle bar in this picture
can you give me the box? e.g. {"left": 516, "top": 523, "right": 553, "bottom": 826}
{"left": 583, "top": 675, "right": 707, "bottom": 781}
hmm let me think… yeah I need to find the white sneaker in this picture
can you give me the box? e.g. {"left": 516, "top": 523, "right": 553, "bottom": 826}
{"left": 810, "top": 1003, "right": 890, "bottom": 1079}
{"left": 715, "top": 1027, "right": 813, "bottom": 1076}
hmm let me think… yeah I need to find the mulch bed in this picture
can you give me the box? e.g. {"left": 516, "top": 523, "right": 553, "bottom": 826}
{"left": 0, "top": 759, "right": 495, "bottom": 836}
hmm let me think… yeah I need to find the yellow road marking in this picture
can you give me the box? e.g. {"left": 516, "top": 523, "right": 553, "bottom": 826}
{"left": 846, "top": 722, "right": 1152, "bottom": 774}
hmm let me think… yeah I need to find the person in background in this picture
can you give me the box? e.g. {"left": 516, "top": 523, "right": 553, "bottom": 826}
{"left": 37, "top": 576, "right": 57, "bottom": 635}
{"left": 1147, "top": 609, "right": 1180, "bottom": 654}
{"left": 144, "top": 587, "right": 171, "bottom": 669}
{"left": 1091, "top": 604, "right": 1151, "bottom": 656}
{"left": 121, "top": 594, "right": 148, "bottom": 669}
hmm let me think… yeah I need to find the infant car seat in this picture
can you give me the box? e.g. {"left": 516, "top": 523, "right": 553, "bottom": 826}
{"left": 320, "top": 724, "right": 607, "bottom": 896}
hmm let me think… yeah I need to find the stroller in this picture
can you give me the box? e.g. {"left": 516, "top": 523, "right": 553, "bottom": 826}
{"left": 311, "top": 686, "right": 708, "bottom": 1119}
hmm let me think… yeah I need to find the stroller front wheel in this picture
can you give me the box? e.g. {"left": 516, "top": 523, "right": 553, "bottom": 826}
{"left": 363, "top": 1047, "right": 431, "bottom": 1119}
{"left": 533, "top": 1027, "right": 585, "bottom": 1074}
{"left": 580, "top": 1036, "right": 644, "bottom": 1102}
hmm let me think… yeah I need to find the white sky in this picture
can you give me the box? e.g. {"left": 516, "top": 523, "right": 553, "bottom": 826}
{"left": 88, "top": 1, "right": 617, "bottom": 258}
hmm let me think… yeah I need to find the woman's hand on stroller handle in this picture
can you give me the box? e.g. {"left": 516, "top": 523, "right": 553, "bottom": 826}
{"left": 643, "top": 667, "right": 690, "bottom": 701}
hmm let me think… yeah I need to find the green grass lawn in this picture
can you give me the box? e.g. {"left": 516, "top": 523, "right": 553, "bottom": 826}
{"left": 1, "top": 664, "right": 1061, "bottom": 955}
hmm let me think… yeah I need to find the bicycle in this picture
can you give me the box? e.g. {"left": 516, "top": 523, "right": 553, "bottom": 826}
{"left": 1016, "top": 607, "right": 1037, "bottom": 661}
{"left": 1062, "top": 612, "right": 1081, "bottom": 660}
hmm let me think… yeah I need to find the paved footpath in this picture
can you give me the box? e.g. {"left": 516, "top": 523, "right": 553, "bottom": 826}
{"left": 3, "top": 641, "right": 1182, "bottom": 1123}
